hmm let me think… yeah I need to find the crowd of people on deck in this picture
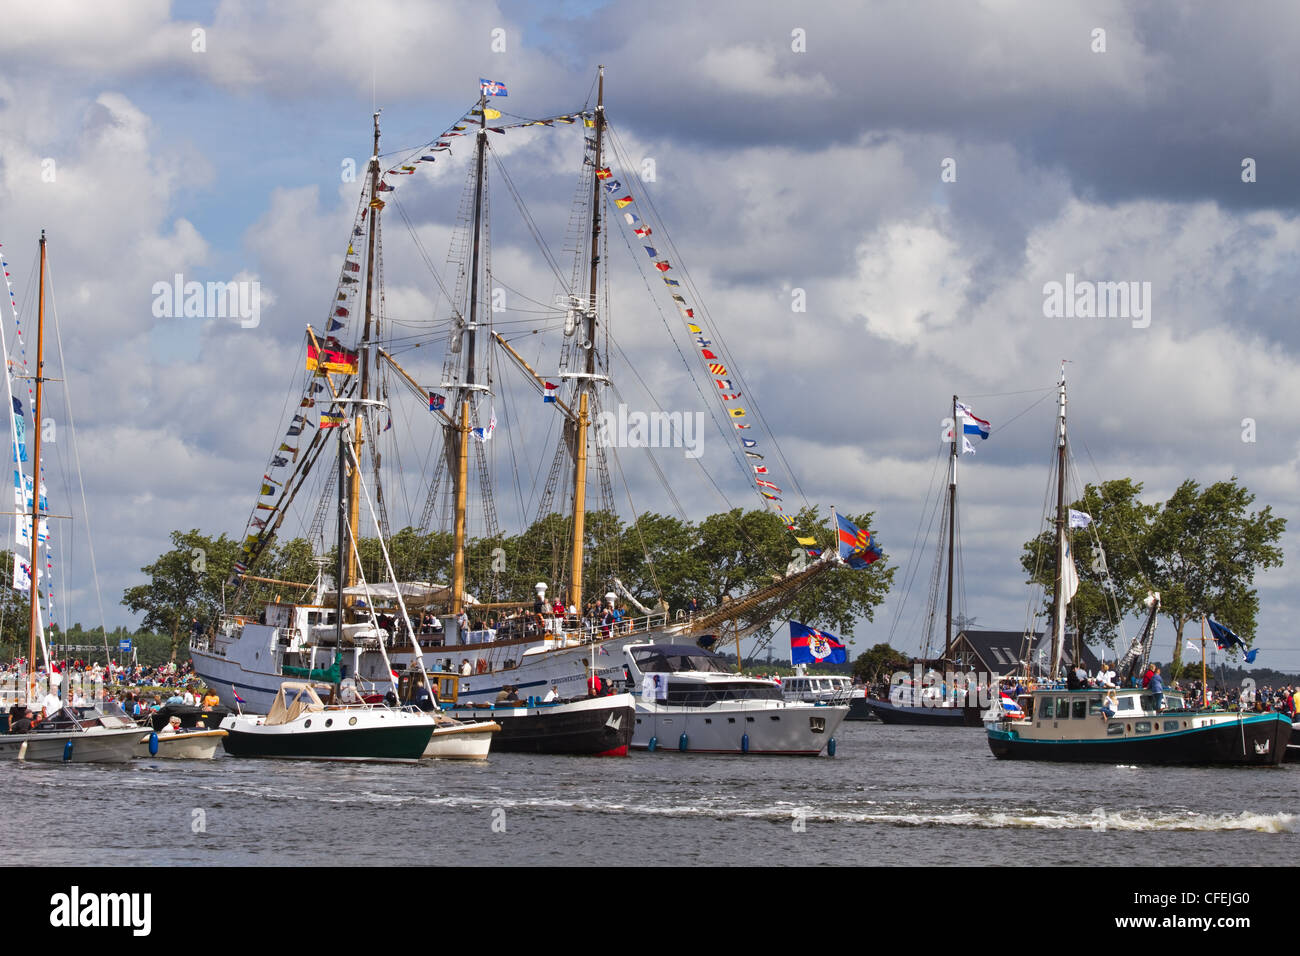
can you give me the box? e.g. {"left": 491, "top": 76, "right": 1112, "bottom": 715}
{"left": 411, "top": 593, "right": 641, "bottom": 647}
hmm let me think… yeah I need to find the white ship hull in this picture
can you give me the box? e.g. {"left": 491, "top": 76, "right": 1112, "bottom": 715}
{"left": 134, "top": 729, "right": 228, "bottom": 759}
{"left": 632, "top": 700, "right": 848, "bottom": 755}
{"left": 193, "top": 621, "right": 654, "bottom": 714}
{"left": 424, "top": 719, "right": 498, "bottom": 759}
{"left": 0, "top": 726, "right": 143, "bottom": 763}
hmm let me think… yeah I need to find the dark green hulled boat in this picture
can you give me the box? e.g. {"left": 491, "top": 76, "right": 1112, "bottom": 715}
{"left": 220, "top": 682, "right": 435, "bottom": 763}
{"left": 987, "top": 686, "right": 1291, "bottom": 766}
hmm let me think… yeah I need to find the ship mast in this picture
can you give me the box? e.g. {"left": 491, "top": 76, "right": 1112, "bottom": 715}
{"left": 450, "top": 87, "right": 490, "bottom": 615}
{"left": 27, "top": 231, "right": 47, "bottom": 701}
{"left": 1049, "top": 367, "right": 1068, "bottom": 678}
{"left": 568, "top": 65, "right": 605, "bottom": 616}
{"left": 346, "top": 111, "right": 383, "bottom": 596}
{"left": 944, "top": 394, "right": 958, "bottom": 662}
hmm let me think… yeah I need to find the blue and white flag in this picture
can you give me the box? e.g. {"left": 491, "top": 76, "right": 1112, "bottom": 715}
{"left": 1207, "top": 618, "right": 1259, "bottom": 664}
{"left": 471, "top": 408, "right": 497, "bottom": 442}
{"left": 479, "top": 78, "right": 508, "bottom": 97}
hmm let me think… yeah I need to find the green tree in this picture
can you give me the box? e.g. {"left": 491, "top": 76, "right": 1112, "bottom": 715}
{"left": 122, "top": 530, "right": 244, "bottom": 661}
{"left": 1020, "top": 479, "right": 1157, "bottom": 649}
{"left": 774, "top": 509, "right": 895, "bottom": 645}
{"left": 618, "top": 512, "right": 708, "bottom": 613}
{"left": 1144, "top": 478, "right": 1285, "bottom": 672}
{"left": 0, "top": 550, "right": 32, "bottom": 657}
{"left": 852, "top": 642, "right": 908, "bottom": 684}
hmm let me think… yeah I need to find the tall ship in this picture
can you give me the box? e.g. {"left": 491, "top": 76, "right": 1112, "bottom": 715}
{"left": 192, "top": 70, "right": 883, "bottom": 716}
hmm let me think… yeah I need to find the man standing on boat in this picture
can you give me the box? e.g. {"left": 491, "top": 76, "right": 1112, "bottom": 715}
{"left": 1150, "top": 666, "right": 1165, "bottom": 711}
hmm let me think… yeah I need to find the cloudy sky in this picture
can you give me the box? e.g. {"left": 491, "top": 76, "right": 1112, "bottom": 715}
{"left": 1, "top": 0, "right": 1298, "bottom": 673}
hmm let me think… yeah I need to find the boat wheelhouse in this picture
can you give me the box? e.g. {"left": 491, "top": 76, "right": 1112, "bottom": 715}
{"left": 987, "top": 684, "right": 1290, "bottom": 765}
{"left": 781, "top": 673, "right": 852, "bottom": 705}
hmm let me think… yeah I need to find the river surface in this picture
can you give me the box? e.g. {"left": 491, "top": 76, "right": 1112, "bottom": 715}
{"left": 3, "top": 721, "right": 1295, "bottom": 866}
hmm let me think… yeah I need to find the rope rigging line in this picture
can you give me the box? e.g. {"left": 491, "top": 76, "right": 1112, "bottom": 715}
{"left": 884, "top": 439, "right": 950, "bottom": 653}
{"left": 44, "top": 263, "right": 112, "bottom": 659}
{"left": 603, "top": 120, "right": 812, "bottom": 519}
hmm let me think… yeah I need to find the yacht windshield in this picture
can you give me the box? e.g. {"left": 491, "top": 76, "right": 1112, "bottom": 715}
{"left": 633, "top": 647, "right": 730, "bottom": 674}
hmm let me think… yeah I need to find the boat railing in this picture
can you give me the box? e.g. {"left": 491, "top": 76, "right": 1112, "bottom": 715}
{"left": 456, "top": 610, "right": 669, "bottom": 649}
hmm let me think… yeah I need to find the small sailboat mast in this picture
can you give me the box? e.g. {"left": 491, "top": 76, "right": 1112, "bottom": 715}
{"left": 568, "top": 65, "right": 605, "bottom": 616}
{"left": 1049, "top": 366, "right": 1069, "bottom": 677}
{"left": 944, "top": 395, "right": 958, "bottom": 661}
{"left": 27, "top": 231, "right": 47, "bottom": 701}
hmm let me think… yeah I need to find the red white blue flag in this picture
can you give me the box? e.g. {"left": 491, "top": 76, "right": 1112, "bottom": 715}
{"left": 790, "top": 621, "right": 847, "bottom": 665}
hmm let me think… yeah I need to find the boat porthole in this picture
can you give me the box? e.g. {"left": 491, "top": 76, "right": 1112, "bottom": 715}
{"left": 325, "top": 718, "right": 333, "bottom": 728}
{"left": 349, "top": 716, "right": 358, "bottom": 726}
{"left": 304, "top": 719, "right": 311, "bottom": 728}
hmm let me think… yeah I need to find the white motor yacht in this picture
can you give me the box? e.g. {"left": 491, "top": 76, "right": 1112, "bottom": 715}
{"left": 625, "top": 643, "right": 847, "bottom": 755}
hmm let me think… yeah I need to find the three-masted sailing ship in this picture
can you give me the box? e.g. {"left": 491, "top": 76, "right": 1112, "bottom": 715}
{"left": 191, "top": 71, "right": 873, "bottom": 740}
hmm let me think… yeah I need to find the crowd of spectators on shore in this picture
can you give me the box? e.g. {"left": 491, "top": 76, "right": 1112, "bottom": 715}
{"left": 0, "top": 657, "right": 200, "bottom": 691}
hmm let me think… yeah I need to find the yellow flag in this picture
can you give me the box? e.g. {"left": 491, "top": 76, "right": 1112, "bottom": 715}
{"left": 730, "top": 408, "right": 747, "bottom": 418}
{"left": 795, "top": 536, "right": 817, "bottom": 546}
{"left": 484, "top": 108, "right": 502, "bottom": 120}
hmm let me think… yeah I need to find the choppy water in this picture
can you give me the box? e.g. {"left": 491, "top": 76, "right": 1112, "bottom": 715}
{"left": 3, "top": 722, "right": 1295, "bottom": 866}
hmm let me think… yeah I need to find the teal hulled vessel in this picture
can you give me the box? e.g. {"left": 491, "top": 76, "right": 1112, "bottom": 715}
{"left": 987, "top": 686, "right": 1290, "bottom": 766}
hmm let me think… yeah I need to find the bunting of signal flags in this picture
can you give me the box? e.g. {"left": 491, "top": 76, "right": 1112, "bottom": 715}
{"left": 604, "top": 175, "right": 827, "bottom": 550}
{"left": 370, "top": 89, "right": 595, "bottom": 210}
{"left": 3, "top": 242, "right": 64, "bottom": 626}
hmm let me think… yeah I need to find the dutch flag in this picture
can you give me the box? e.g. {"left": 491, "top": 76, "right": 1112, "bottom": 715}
{"left": 956, "top": 401, "right": 991, "bottom": 440}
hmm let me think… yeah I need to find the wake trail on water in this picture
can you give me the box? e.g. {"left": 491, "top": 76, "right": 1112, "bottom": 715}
{"left": 193, "top": 782, "right": 1296, "bottom": 833}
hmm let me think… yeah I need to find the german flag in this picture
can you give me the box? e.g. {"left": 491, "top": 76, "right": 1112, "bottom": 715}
{"left": 306, "top": 341, "right": 358, "bottom": 375}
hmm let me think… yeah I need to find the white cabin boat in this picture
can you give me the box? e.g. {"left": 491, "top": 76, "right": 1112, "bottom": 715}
{"left": 625, "top": 643, "right": 847, "bottom": 756}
